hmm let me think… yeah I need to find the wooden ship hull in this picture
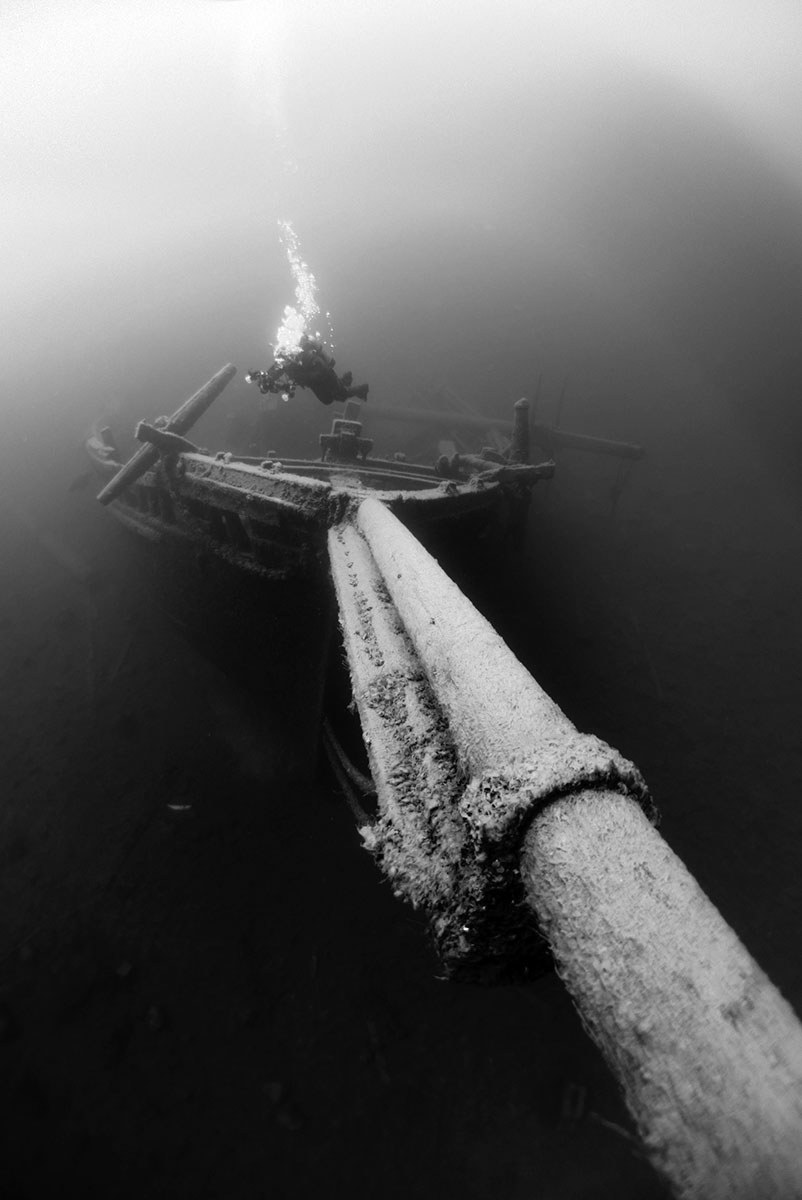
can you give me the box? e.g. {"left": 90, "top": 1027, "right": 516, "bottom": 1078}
{"left": 85, "top": 365, "right": 559, "bottom": 774}
{"left": 86, "top": 384, "right": 551, "bottom": 590}
{"left": 86, "top": 364, "right": 646, "bottom": 762}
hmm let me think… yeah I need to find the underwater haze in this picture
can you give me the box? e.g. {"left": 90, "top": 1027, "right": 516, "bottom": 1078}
{"left": 2, "top": 2, "right": 802, "bottom": 1197}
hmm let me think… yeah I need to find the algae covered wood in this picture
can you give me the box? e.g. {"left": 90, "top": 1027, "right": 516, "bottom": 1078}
{"left": 329, "top": 496, "right": 802, "bottom": 1197}
{"left": 522, "top": 791, "right": 802, "bottom": 1199}
{"left": 352, "top": 497, "right": 643, "bottom": 785}
{"left": 328, "top": 497, "right": 648, "bottom": 979}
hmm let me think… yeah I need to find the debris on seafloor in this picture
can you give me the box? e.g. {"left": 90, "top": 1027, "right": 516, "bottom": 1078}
{"left": 145, "top": 1004, "right": 168, "bottom": 1033}
{"left": 0, "top": 1001, "right": 20, "bottom": 1043}
{"left": 263, "top": 1081, "right": 304, "bottom": 1131}
{"left": 560, "top": 1080, "right": 587, "bottom": 1122}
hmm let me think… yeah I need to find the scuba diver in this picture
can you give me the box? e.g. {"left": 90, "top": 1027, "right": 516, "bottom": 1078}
{"left": 246, "top": 334, "right": 369, "bottom": 406}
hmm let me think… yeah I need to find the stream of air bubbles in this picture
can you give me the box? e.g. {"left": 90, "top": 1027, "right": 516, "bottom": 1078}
{"left": 221, "top": 1, "right": 335, "bottom": 363}
{"left": 274, "top": 219, "right": 333, "bottom": 357}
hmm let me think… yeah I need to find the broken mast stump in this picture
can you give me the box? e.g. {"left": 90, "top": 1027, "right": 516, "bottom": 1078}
{"left": 328, "top": 496, "right": 802, "bottom": 1198}
{"left": 508, "top": 396, "right": 530, "bottom": 463}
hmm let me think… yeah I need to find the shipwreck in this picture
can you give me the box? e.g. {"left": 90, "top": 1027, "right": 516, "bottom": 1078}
{"left": 87, "top": 361, "right": 802, "bottom": 1200}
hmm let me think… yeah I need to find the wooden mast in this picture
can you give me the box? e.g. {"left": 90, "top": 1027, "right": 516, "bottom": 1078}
{"left": 329, "top": 495, "right": 802, "bottom": 1197}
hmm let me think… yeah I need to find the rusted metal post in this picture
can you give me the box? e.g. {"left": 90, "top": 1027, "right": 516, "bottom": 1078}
{"left": 328, "top": 497, "right": 802, "bottom": 1198}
